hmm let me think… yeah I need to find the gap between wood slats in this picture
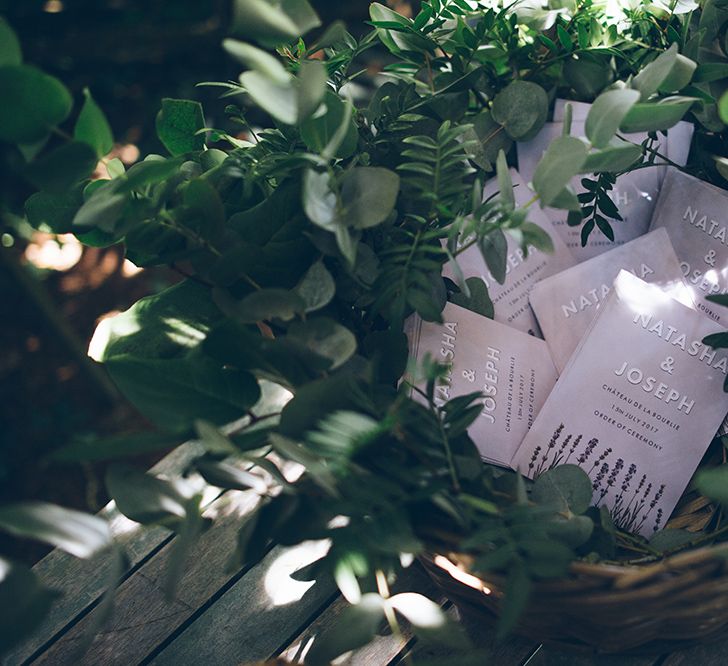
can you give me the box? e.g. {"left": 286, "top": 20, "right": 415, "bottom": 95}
{"left": 18, "top": 531, "right": 176, "bottom": 666}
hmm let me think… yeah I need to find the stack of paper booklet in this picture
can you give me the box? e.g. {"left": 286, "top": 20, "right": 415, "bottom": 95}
{"left": 406, "top": 107, "right": 728, "bottom": 535}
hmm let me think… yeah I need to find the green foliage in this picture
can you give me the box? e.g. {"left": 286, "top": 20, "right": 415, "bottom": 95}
{"left": 3, "top": 1, "right": 728, "bottom": 657}
{"left": 155, "top": 98, "right": 206, "bottom": 155}
{"left": 0, "top": 65, "right": 72, "bottom": 143}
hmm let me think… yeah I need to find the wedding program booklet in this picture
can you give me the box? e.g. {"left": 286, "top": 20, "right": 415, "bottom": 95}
{"left": 444, "top": 169, "right": 576, "bottom": 336}
{"left": 404, "top": 301, "right": 558, "bottom": 467}
{"left": 648, "top": 169, "right": 728, "bottom": 325}
{"left": 529, "top": 228, "right": 692, "bottom": 372}
{"left": 512, "top": 271, "right": 728, "bottom": 535}
{"left": 518, "top": 121, "right": 664, "bottom": 262}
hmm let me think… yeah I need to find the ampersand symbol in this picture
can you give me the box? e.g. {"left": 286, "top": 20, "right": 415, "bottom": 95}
{"left": 462, "top": 369, "right": 476, "bottom": 382}
{"left": 660, "top": 356, "right": 675, "bottom": 375}
{"left": 705, "top": 249, "right": 717, "bottom": 267}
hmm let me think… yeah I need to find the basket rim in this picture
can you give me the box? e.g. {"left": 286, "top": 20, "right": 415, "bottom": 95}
{"left": 424, "top": 540, "right": 728, "bottom": 590}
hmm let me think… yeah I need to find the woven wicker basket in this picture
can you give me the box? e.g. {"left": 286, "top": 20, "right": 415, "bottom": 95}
{"left": 421, "top": 487, "right": 728, "bottom": 654}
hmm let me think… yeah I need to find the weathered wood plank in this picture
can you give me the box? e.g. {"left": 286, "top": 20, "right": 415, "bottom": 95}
{"left": 523, "top": 646, "right": 658, "bottom": 666}
{"left": 279, "top": 562, "right": 438, "bottom": 665}
{"left": 149, "top": 541, "right": 338, "bottom": 666}
{"left": 31, "top": 474, "right": 285, "bottom": 666}
{"left": 4, "top": 440, "right": 210, "bottom": 666}
{"left": 660, "top": 637, "right": 728, "bottom": 666}
{"left": 396, "top": 602, "right": 537, "bottom": 666}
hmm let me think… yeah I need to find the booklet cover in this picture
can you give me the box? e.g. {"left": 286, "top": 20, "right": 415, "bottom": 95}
{"left": 444, "top": 169, "right": 576, "bottom": 336}
{"left": 512, "top": 271, "right": 728, "bottom": 536}
{"left": 529, "top": 228, "right": 692, "bottom": 372}
{"left": 404, "top": 301, "right": 558, "bottom": 467}
{"left": 648, "top": 169, "right": 728, "bottom": 325}
{"left": 518, "top": 121, "right": 664, "bottom": 262}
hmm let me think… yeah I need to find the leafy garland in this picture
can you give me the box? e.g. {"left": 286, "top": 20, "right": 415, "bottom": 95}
{"left": 2, "top": 0, "right": 728, "bottom": 659}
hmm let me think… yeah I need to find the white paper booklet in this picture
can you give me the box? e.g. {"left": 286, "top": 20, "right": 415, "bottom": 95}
{"left": 444, "top": 169, "right": 576, "bottom": 336}
{"left": 512, "top": 271, "right": 728, "bottom": 536}
{"left": 518, "top": 120, "right": 665, "bottom": 261}
{"left": 648, "top": 168, "right": 728, "bottom": 325}
{"left": 529, "top": 228, "right": 692, "bottom": 372}
{"left": 404, "top": 301, "right": 558, "bottom": 467}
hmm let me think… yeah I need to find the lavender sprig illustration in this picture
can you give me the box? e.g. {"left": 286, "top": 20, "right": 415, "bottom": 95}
{"left": 534, "top": 424, "right": 564, "bottom": 476}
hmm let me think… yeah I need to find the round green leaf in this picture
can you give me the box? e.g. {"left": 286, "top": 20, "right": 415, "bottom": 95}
{"left": 287, "top": 317, "right": 357, "bottom": 369}
{"left": 222, "top": 287, "right": 306, "bottom": 323}
{"left": 295, "top": 261, "right": 336, "bottom": 312}
{"left": 25, "top": 141, "right": 98, "bottom": 194}
{"left": 24, "top": 183, "right": 85, "bottom": 234}
{"left": 340, "top": 167, "right": 400, "bottom": 229}
{"left": 0, "top": 65, "right": 72, "bottom": 144}
{"left": 155, "top": 98, "right": 205, "bottom": 155}
{"left": 467, "top": 110, "right": 512, "bottom": 172}
{"left": 563, "top": 54, "right": 614, "bottom": 99}
{"left": 491, "top": 80, "right": 548, "bottom": 141}
{"left": 532, "top": 465, "right": 593, "bottom": 514}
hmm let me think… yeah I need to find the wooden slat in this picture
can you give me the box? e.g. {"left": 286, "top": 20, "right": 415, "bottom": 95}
{"left": 398, "top": 604, "right": 537, "bottom": 666}
{"left": 660, "top": 638, "right": 728, "bottom": 666}
{"left": 148, "top": 542, "right": 337, "bottom": 666}
{"left": 4, "top": 441, "right": 209, "bottom": 666}
{"left": 523, "top": 646, "right": 658, "bottom": 666}
{"left": 279, "top": 562, "right": 438, "bottom": 665}
{"left": 31, "top": 467, "right": 291, "bottom": 666}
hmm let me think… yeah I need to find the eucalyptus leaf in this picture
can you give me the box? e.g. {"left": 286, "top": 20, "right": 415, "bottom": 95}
{"left": 306, "top": 594, "right": 385, "bottom": 666}
{"left": 24, "top": 141, "right": 98, "bottom": 194}
{"left": 620, "top": 97, "right": 695, "bottom": 132}
{"left": 341, "top": 167, "right": 400, "bottom": 229}
{"left": 0, "top": 503, "right": 111, "bottom": 558}
{"left": 0, "top": 65, "right": 72, "bottom": 144}
{"left": 449, "top": 277, "right": 494, "bottom": 318}
{"left": 222, "top": 39, "right": 290, "bottom": 83}
{"left": 296, "top": 60, "right": 328, "bottom": 123}
{"left": 479, "top": 229, "right": 508, "bottom": 285}
{"left": 491, "top": 80, "right": 548, "bottom": 141}
{"left": 287, "top": 317, "right": 357, "bottom": 369}
{"left": 74, "top": 88, "right": 114, "bottom": 157}
{"left": 0, "top": 18, "right": 21, "bottom": 66}
{"left": 585, "top": 88, "right": 640, "bottom": 149}
{"left": 105, "top": 464, "right": 194, "bottom": 526}
{"left": 295, "top": 261, "right": 336, "bottom": 312}
{"left": 0, "top": 559, "right": 59, "bottom": 656}
{"left": 222, "top": 288, "right": 305, "bottom": 323}
{"left": 155, "top": 98, "right": 205, "bottom": 155}
{"left": 532, "top": 465, "right": 593, "bottom": 514}
{"left": 532, "top": 136, "right": 588, "bottom": 206}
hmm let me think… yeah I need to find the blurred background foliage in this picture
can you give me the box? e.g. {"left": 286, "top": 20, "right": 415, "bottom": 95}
{"left": 0, "top": 0, "right": 387, "bottom": 562}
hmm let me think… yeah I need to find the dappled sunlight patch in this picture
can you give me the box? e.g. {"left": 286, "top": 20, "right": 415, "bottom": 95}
{"left": 264, "top": 540, "right": 330, "bottom": 607}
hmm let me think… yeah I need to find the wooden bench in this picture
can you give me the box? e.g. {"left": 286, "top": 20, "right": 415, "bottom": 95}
{"left": 6, "top": 440, "right": 728, "bottom": 666}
